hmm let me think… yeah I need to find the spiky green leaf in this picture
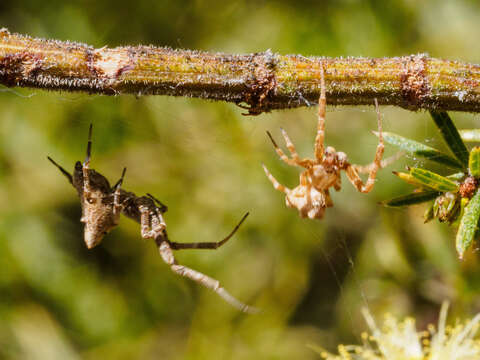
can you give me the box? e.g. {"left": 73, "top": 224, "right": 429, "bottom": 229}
{"left": 460, "top": 129, "right": 480, "bottom": 142}
{"left": 382, "top": 191, "right": 440, "bottom": 207}
{"left": 429, "top": 111, "right": 469, "bottom": 168}
{"left": 409, "top": 168, "right": 459, "bottom": 192}
{"left": 447, "top": 172, "right": 466, "bottom": 181}
{"left": 392, "top": 171, "right": 427, "bottom": 187}
{"left": 376, "top": 131, "right": 463, "bottom": 169}
{"left": 469, "top": 147, "right": 480, "bottom": 177}
{"left": 456, "top": 189, "right": 480, "bottom": 259}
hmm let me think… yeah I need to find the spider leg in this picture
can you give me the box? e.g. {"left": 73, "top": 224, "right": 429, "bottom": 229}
{"left": 146, "top": 193, "right": 168, "bottom": 213}
{"left": 353, "top": 151, "right": 404, "bottom": 174}
{"left": 266, "top": 131, "right": 302, "bottom": 167}
{"left": 157, "top": 238, "right": 258, "bottom": 313}
{"left": 325, "top": 189, "right": 334, "bottom": 207}
{"left": 303, "top": 180, "right": 313, "bottom": 217}
{"left": 333, "top": 172, "right": 342, "bottom": 191}
{"left": 47, "top": 156, "right": 73, "bottom": 184}
{"left": 112, "top": 167, "right": 126, "bottom": 191}
{"left": 82, "top": 124, "right": 93, "bottom": 195}
{"left": 262, "top": 164, "right": 291, "bottom": 194}
{"left": 113, "top": 167, "right": 127, "bottom": 218}
{"left": 314, "top": 63, "right": 326, "bottom": 161}
{"left": 300, "top": 171, "right": 309, "bottom": 186}
{"left": 345, "top": 99, "right": 385, "bottom": 193}
{"left": 280, "top": 128, "right": 301, "bottom": 162}
{"left": 140, "top": 205, "right": 166, "bottom": 239}
{"left": 170, "top": 212, "right": 249, "bottom": 250}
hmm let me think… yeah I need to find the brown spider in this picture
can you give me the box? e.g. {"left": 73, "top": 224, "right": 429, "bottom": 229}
{"left": 48, "top": 125, "right": 257, "bottom": 313}
{"left": 262, "top": 65, "right": 385, "bottom": 220}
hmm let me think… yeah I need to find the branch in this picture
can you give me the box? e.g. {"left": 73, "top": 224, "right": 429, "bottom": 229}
{"left": 1, "top": 28, "right": 480, "bottom": 114}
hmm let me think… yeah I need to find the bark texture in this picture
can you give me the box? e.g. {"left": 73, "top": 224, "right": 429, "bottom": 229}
{"left": 2, "top": 28, "right": 480, "bottom": 114}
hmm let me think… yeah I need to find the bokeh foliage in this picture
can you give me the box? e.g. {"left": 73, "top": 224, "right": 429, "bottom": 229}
{"left": 2, "top": 1, "right": 480, "bottom": 359}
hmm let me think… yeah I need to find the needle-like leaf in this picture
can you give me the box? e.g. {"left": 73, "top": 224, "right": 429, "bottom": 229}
{"left": 392, "top": 171, "right": 428, "bottom": 187}
{"left": 382, "top": 191, "right": 440, "bottom": 207}
{"left": 430, "top": 111, "right": 469, "bottom": 168}
{"left": 375, "top": 131, "right": 463, "bottom": 169}
{"left": 456, "top": 189, "right": 480, "bottom": 259}
{"left": 447, "top": 172, "right": 466, "bottom": 181}
{"left": 469, "top": 147, "right": 480, "bottom": 177}
{"left": 409, "top": 168, "right": 459, "bottom": 192}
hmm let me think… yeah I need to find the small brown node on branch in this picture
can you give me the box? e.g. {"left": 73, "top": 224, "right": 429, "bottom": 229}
{"left": 0, "top": 52, "right": 40, "bottom": 87}
{"left": 400, "top": 54, "right": 431, "bottom": 109}
{"left": 0, "top": 28, "right": 10, "bottom": 37}
{"left": 85, "top": 48, "right": 103, "bottom": 77}
{"left": 241, "top": 50, "right": 278, "bottom": 115}
{"left": 459, "top": 175, "right": 478, "bottom": 199}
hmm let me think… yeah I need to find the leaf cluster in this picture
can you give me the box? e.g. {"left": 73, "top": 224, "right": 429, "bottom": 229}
{"left": 382, "top": 111, "right": 480, "bottom": 259}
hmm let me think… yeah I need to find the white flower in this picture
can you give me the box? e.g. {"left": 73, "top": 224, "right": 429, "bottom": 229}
{"left": 312, "top": 303, "right": 480, "bottom": 360}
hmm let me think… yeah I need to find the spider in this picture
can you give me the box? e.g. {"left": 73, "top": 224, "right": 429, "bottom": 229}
{"left": 48, "top": 125, "right": 257, "bottom": 313}
{"left": 262, "top": 64, "right": 386, "bottom": 220}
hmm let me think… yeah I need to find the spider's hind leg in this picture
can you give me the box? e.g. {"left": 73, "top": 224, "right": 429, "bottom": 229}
{"left": 353, "top": 152, "right": 404, "bottom": 174}
{"left": 325, "top": 189, "right": 334, "bottom": 207}
{"left": 345, "top": 99, "right": 385, "bottom": 193}
{"left": 262, "top": 164, "right": 290, "bottom": 194}
{"left": 169, "top": 212, "right": 249, "bottom": 250}
{"left": 157, "top": 238, "right": 258, "bottom": 313}
{"left": 314, "top": 63, "right": 326, "bottom": 161}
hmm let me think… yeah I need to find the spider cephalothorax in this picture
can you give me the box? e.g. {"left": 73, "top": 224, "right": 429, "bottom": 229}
{"left": 48, "top": 125, "right": 256, "bottom": 313}
{"left": 263, "top": 64, "right": 385, "bottom": 220}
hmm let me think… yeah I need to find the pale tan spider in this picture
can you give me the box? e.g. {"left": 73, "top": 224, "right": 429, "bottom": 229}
{"left": 262, "top": 65, "right": 385, "bottom": 220}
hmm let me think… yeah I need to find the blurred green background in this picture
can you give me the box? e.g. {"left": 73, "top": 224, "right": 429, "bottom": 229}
{"left": 2, "top": 1, "right": 480, "bottom": 359}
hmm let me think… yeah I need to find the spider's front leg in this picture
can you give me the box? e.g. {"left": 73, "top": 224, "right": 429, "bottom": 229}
{"left": 156, "top": 237, "right": 258, "bottom": 313}
{"left": 314, "top": 63, "right": 326, "bottom": 161}
{"left": 82, "top": 124, "right": 94, "bottom": 198}
{"left": 266, "top": 130, "right": 304, "bottom": 168}
{"left": 47, "top": 156, "right": 73, "bottom": 184}
{"left": 345, "top": 98, "right": 385, "bottom": 193}
{"left": 139, "top": 203, "right": 166, "bottom": 239}
{"left": 112, "top": 167, "right": 127, "bottom": 220}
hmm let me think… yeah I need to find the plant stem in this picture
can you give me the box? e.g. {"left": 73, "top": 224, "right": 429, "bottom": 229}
{"left": 2, "top": 28, "right": 480, "bottom": 114}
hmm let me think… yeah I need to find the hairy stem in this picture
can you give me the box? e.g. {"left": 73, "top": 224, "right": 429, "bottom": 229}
{"left": 1, "top": 28, "right": 480, "bottom": 114}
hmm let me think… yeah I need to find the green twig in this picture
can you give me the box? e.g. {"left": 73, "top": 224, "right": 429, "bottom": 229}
{"left": 2, "top": 28, "right": 480, "bottom": 114}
